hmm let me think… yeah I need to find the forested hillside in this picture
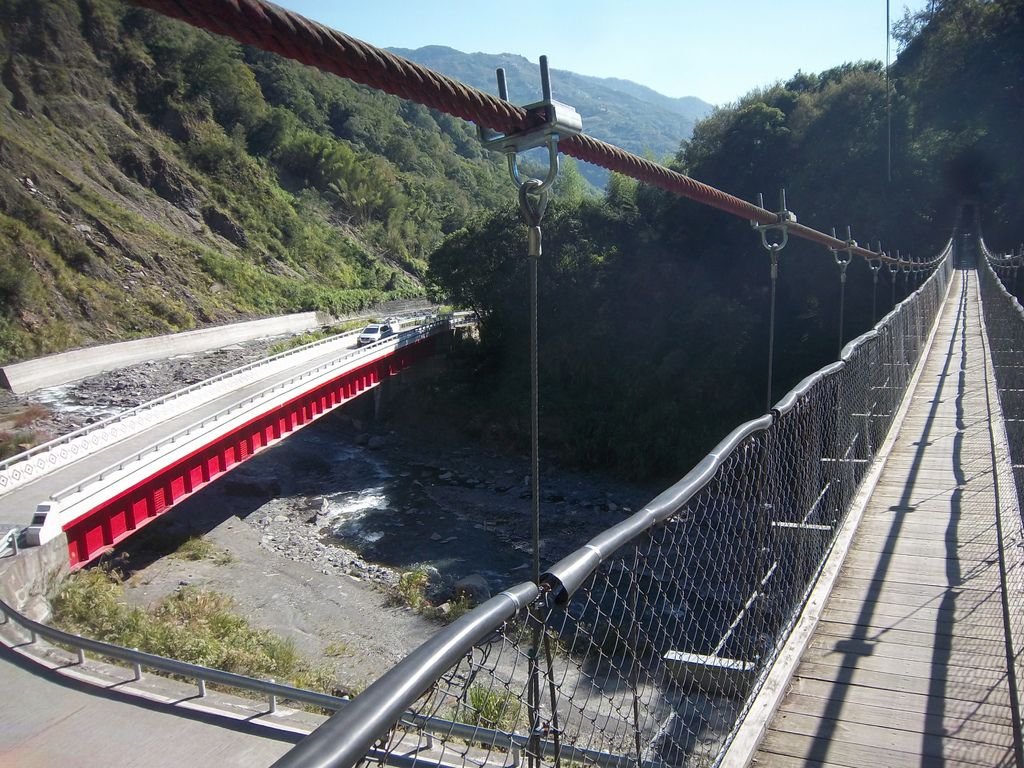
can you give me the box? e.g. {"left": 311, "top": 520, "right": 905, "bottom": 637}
{"left": 0, "top": 0, "right": 514, "bottom": 362}
{"left": 428, "top": 0, "right": 1023, "bottom": 481}
{"left": 1, "top": 0, "right": 1019, "bottom": 485}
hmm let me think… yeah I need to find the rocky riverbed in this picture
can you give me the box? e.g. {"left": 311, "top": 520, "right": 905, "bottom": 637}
{"left": 3, "top": 335, "right": 659, "bottom": 690}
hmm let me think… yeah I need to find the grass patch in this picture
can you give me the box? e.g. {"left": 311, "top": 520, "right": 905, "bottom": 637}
{"left": 11, "top": 404, "right": 51, "bottom": 428}
{"left": 387, "top": 568, "right": 477, "bottom": 624}
{"left": 323, "top": 640, "right": 350, "bottom": 658}
{"left": 0, "top": 429, "right": 49, "bottom": 460}
{"left": 452, "top": 684, "right": 520, "bottom": 733}
{"left": 391, "top": 568, "right": 431, "bottom": 613}
{"left": 170, "top": 536, "right": 232, "bottom": 564}
{"left": 442, "top": 594, "right": 475, "bottom": 622}
{"left": 52, "top": 569, "right": 330, "bottom": 690}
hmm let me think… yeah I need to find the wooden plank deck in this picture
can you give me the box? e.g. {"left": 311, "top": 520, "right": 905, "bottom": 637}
{"left": 751, "top": 269, "right": 1024, "bottom": 767}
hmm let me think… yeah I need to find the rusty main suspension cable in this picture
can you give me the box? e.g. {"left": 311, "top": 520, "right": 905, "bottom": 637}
{"left": 128, "top": 0, "right": 927, "bottom": 267}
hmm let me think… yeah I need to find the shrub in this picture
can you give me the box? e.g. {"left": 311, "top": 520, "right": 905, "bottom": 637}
{"left": 391, "top": 568, "right": 431, "bottom": 613}
{"left": 452, "top": 684, "right": 520, "bottom": 733}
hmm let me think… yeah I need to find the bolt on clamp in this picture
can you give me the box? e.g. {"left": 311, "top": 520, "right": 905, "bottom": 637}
{"left": 478, "top": 56, "right": 583, "bottom": 196}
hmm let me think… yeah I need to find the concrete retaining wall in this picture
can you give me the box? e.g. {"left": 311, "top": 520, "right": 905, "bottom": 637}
{"left": 1, "top": 312, "right": 330, "bottom": 394}
{"left": 0, "top": 534, "right": 69, "bottom": 620}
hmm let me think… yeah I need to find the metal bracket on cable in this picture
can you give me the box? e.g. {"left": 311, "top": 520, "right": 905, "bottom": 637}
{"left": 830, "top": 227, "right": 855, "bottom": 355}
{"left": 887, "top": 252, "right": 900, "bottom": 306}
{"left": 478, "top": 56, "right": 583, "bottom": 198}
{"left": 829, "top": 226, "right": 856, "bottom": 283}
{"left": 867, "top": 242, "right": 883, "bottom": 276}
{"left": 478, "top": 59, "right": 580, "bottom": 768}
{"left": 900, "top": 253, "right": 913, "bottom": 294}
{"left": 751, "top": 190, "right": 796, "bottom": 265}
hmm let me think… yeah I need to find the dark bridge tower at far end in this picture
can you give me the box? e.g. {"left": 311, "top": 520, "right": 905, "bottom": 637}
{"left": 955, "top": 202, "right": 981, "bottom": 268}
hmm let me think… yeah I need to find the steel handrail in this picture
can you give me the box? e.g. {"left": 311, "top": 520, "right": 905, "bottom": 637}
{"left": 0, "top": 594, "right": 625, "bottom": 766}
{"left": 982, "top": 241, "right": 1021, "bottom": 269}
{"left": 268, "top": 582, "right": 650, "bottom": 768}
{"left": 980, "top": 243, "right": 1024, "bottom": 319}
{"left": 0, "top": 596, "right": 348, "bottom": 711}
{"left": 543, "top": 241, "right": 952, "bottom": 603}
{"left": 273, "top": 241, "right": 953, "bottom": 768}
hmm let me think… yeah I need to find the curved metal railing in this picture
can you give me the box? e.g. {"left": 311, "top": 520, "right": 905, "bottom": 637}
{"left": 0, "top": 595, "right": 350, "bottom": 712}
{"left": 273, "top": 242, "right": 953, "bottom": 768}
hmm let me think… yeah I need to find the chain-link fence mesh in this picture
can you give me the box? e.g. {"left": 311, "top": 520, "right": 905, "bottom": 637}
{"left": 972, "top": 238, "right": 1024, "bottom": 760}
{"left": 275, "top": 245, "right": 953, "bottom": 768}
{"left": 979, "top": 240, "right": 1024, "bottom": 507}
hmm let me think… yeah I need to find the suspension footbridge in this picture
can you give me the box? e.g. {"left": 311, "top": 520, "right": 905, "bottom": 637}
{"left": 750, "top": 256, "right": 1023, "bottom": 767}
{"left": 1, "top": 2, "right": 1022, "bottom": 767}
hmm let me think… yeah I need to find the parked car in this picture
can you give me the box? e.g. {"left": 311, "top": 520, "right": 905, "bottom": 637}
{"left": 357, "top": 323, "right": 394, "bottom": 346}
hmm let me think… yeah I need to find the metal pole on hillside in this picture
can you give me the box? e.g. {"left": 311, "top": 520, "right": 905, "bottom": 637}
{"left": 886, "top": 0, "right": 892, "bottom": 183}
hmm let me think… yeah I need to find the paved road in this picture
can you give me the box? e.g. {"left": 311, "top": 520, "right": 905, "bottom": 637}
{"left": 0, "top": 333, "right": 376, "bottom": 528}
{"left": 0, "top": 645, "right": 298, "bottom": 767}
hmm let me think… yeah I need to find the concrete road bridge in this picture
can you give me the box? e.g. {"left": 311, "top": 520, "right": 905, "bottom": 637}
{"left": 0, "top": 318, "right": 450, "bottom": 567}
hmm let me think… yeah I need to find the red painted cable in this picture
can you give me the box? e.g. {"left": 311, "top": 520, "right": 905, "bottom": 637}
{"left": 127, "top": 0, "right": 921, "bottom": 264}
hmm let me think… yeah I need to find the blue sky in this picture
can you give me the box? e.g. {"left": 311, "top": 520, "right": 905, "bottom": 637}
{"left": 272, "top": 1, "right": 931, "bottom": 105}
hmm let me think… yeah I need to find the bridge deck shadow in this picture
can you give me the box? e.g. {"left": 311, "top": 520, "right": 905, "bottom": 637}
{"left": 754, "top": 267, "right": 1024, "bottom": 767}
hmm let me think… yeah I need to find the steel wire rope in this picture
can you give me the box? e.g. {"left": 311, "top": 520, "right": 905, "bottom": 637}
{"left": 886, "top": 0, "right": 892, "bottom": 183}
{"left": 126, "top": 0, "right": 928, "bottom": 268}
{"left": 869, "top": 257, "right": 881, "bottom": 323}
{"left": 766, "top": 250, "right": 780, "bottom": 410}
{"left": 831, "top": 229, "right": 855, "bottom": 357}
{"left": 888, "top": 260, "right": 899, "bottom": 308}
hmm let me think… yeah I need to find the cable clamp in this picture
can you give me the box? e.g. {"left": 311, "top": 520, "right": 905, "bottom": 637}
{"left": 866, "top": 241, "right": 883, "bottom": 273}
{"left": 478, "top": 56, "right": 583, "bottom": 194}
{"left": 887, "top": 250, "right": 902, "bottom": 274}
{"left": 828, "top": 226, "right": 856, "bottom": 267}
{"left": 751, "top": 189, "right": 795, "bottom": 253}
